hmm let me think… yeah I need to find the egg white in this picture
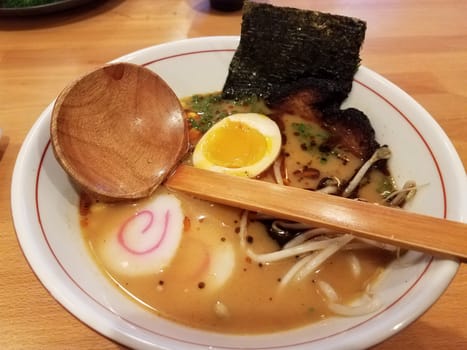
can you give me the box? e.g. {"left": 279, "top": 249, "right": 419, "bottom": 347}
{"left": 192, "top": 113, "right": 282, "bottom": 178}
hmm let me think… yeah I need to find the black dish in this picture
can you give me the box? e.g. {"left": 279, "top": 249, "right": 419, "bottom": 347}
{"left": 0, "top": 0, "right": 95, "bottom": 16}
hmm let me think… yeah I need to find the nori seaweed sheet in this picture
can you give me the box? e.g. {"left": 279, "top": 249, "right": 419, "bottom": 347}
{"left": 222, "top": 1, "right": 366, "bottom": 106}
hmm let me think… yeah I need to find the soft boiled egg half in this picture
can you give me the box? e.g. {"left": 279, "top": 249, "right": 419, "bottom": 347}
{"left": 192, "top": 113, "right": 282, "bottom": 178}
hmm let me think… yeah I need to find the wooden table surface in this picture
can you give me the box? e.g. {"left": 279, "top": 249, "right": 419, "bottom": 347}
{"left": 1, "top": 0, "right": 466, "bottom": 349}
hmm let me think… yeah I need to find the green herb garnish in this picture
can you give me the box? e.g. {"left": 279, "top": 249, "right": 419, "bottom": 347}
{"left": 186, "top": 93, "right": 269, "bottom": 133}
{"left": 292, "top": 122, "right": 314, "bottom": 139}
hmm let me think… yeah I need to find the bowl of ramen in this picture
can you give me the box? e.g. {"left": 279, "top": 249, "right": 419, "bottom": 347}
{"left": 11, "top": 35, "right": 467, "bottom": 349}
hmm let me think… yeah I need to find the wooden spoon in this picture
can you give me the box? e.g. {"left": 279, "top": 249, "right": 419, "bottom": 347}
{"left": 51, "top": 62, "right": 467, "bottom": 261}
{"left": 50, "top": 62, "right": 189, "bottom": 201}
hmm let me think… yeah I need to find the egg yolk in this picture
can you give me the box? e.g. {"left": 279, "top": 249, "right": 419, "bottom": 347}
{"left": 202, "top": 120, "right": 267, "bottom": 168}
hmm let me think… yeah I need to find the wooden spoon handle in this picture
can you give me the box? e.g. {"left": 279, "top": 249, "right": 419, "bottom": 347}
{"left": 167, "top": 165, "right": 467, "bottom": 262}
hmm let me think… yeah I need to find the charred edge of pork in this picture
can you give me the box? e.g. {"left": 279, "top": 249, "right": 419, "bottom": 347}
{"left": 320, "top": 106, "right": 381, "bottom": 161}
{"left": 271, "top": 89, "right": 380, "bottom": 161}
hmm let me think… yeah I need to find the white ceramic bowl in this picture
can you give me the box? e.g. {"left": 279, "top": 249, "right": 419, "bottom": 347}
{"left": 11, "top": 36, "right": 467, "bottom": 350}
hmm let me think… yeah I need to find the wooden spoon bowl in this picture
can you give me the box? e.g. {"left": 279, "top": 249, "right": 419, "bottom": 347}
{"left": 50, "top": 63, "right": 189, "bottom": 201}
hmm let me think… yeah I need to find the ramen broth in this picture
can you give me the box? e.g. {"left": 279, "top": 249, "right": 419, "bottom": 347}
{"left": 81, "top": 93, "right": 397, "bottom": 333}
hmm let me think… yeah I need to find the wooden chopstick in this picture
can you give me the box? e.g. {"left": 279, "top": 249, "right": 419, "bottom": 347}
{"left": 166, "top": 165, "right": 467, "bottom": 262}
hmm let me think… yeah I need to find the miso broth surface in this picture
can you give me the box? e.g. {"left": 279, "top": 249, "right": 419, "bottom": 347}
{"left": 82, "top": 190, "right": 393, "bottom": 333}
{"left": 81, "top": 93, "right": 397, "bottom": 333}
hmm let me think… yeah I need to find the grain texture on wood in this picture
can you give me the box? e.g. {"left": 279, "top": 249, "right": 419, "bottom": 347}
{"left": 50, "top": 62, "right": 189, "bottom": 201}
{"left": 167, "top": 165, "right": 467, "bottom": 261}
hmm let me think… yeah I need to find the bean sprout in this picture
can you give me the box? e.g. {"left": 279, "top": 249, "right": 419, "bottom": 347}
{"left": 385, "top": 180, "right": 419, "bottom": 206}
{"left": 279, "top": 235, "right": 354, "bottom": 288}
{"left": 273, "top": 157, "right": 284, "bottom": 185}
{"left": 318, "top": 280, "right": 381, "bottom": 316}
{"left": 354, "top": 237, "right": 398, "bottom": 251}
{"left": 246, "top": 237, "right": 349, "bottom": 263}
{"left": 279, "top": 252, "right": 318, "bottom": 286}
{"left": 292, "top": 234, "right": 354, "bottom": 281}
{"left": 236, "top": 146, "right": 418, "bottom": 319}
{"left": 343, "top": 146, "right": 392, "bottom": 197}
{"left": 317, "top": 177, "right": 341, "bottom": 194}
{"left": 283, "top": 228, "right": 336, "bottom": 249}
{"left": 348, "top": 252, "right": 361, "bottom": 277}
